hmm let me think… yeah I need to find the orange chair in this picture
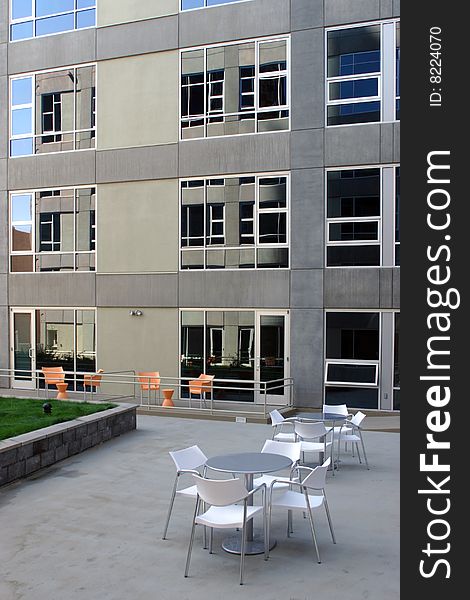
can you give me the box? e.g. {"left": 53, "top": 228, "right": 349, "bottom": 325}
{"left": 41, "top": 366, "right": 66, "bottom": 398}
{"left": 188, "top": 374, "right": 214, "bottom": 409}
{"left": 83, "top": 369, "right": 104, "bottom": 401}
{"left": 137, "top": 371, "right": 161, "bottom": 405}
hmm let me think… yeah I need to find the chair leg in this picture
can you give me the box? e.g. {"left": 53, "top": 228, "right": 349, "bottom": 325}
{"left": 239, "top": 524, "right": 247, "bottom": 585}
{"left": 162, "top": 476, "right": 179, "bottom": 540}
{"left": 209, "top": 528, "right": 214, "bottom": 554}
{"left": 306, "top": 506, "right": 321, "bottom": 564}
{"left": 185, "top": 499, "right": 200, "bottom": 578}
{"left": 356, "top": 442, "right": 362, "bottom": 464}
{"left": 323, "top": 493, "right": 336, "bottom": 544}
{"left": 360, "top": 433, "right": 370, "bottom": 470}
{"left": 263, "top": 493, "right": 268, "bottom": 561}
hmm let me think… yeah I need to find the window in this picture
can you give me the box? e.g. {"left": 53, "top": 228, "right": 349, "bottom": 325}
{"left": 393, "top": 313, "right": 400, "bottom": 410}
{"left": 10, "top": 64, "right": 96, "bottom": 157}
{"left": 180, "top": 175, "right": 289, "bottom": 269}
{"left": 181, "top": 310, "right": 255, "bottom": 402}
{"left": 181, "top": 37, "right": 290, "bottom": 139}
{"left": 181, "top": 1, "right": 251, "bottom": 10}
{"left": 326, "top": 20, "right": 400, "bottom": 125}
{"left": 10, "top": 1, "right": 96, "bottom": 41}
{"left": 325, "top": 312, "right": 380, "bottom": 409}
{"left": 10, "top": 187, "right": 96, "bottom": 272}
{"left": 326, "top": 165, "right": 400, "bottom": 267}
{"left": 34, "top": 308, "right": 96, "bottom": 391}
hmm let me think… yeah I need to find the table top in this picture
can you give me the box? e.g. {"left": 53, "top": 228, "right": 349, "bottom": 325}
{"left": 206, "top": 452, "right": 292, "bottom": 475}
{"left": 295, "top": 412, "right": 347, "bottom": 422}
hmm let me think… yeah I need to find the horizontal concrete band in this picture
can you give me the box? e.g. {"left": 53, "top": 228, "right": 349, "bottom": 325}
{"left": 0, "top": 403, "right": 137, "bottom": 487}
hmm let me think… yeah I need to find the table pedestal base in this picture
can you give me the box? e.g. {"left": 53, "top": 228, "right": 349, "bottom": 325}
{"left": 222, "top": 531, "right": 276, "bottom": 555}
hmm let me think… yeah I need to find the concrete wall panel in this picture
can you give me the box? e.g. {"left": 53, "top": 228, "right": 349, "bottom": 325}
{"left": 97, "top": 51, "right": 179, "bottom": 150}
{"left": 325, "top": 0, "right": 380, "bottom": 27}
{"left": 0, "top": 76, "right": 8, "bottom": 159}
{"left": 7, "top": 29, "right": 96, "bottom": 75}
{"left": 8, "top": 152, "right": 96, "bottom": 190}
{"left": 291, "top": 28, "right": 324, "bottom": 131}
{"left": 324, "top": 268, "right": 380, "bottom": 308}
{"left": 379, "top": 268, "right": 393, "bottom": 308}
{"left": 98, "top": 180, "right": 179, "bottom": 274}
{"left": 291, "top": 0, "right": 324, "bottom": 31}
{"left": 179, "top": 133, "right": 290, "bottom": 177}
{"left": 0, "top": 192, "right": 7, "bottom": 274}
{"left": 393, "top": 122, "right": 400, "bottom": 162}
{"left": 290, "top": 269, "right": 323, "bottom": 309}
{"left": 96, "top": 145, "right": 178, "bottom": 183}
{"left": 179, "top": 0, "right": 290, "bottom": 48}
{"left": 97, "top": 16, "right": 178, "bottom": 61}
{"left": 0, "top": 43, "right": 6, "bottom": 76}
{"left": 290, "top": 308, "right": 324, "bottom": 407}
{"left": 290, "top": 168, "right": 324, "bottom": 269}
{"left": 291, "top": 129, "right": 324, "bottom": 169}
{"left": 0, "top": 274, "right": 6, "bottom": 303}
{"left": 9, "top": 274, "right": 96, "bottom": 307}
{"left": 325, "top": 125, "right": 381, "bottom": 166}
{"left": 179, "top": 271, "right": 290, "bottom": 308}
{"left": 96, "top": 274, "right": 178, "bottom": 307}
{"left": 0, "top": 160, "right": 6, "bottom": 191}
{"left": 392, "top": 0, "right": 401, "bottom": 17}
{"left": 392, "top": 267, "right": 400, "bottom": 308}
{"left": 0, "top": 3, "right": 8, "bottom": 44}
{"left": 98, "top": 0, "right": 178, "bottom": 27}
{"left": 97, "top": 308, "right": 179, "bottom": 383}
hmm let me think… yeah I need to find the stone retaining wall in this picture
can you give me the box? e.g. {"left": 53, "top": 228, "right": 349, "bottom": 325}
{"left": 0, "top": 403, "right": 137, "bottom": 487}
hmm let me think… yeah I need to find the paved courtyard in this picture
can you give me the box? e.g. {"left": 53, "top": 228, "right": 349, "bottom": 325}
{"left": 0, "top": 415, "right": 399, "bottom": 600}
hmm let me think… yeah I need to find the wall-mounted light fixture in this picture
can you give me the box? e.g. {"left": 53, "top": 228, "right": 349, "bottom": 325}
{"left": 129, "top": 309, "right": 144, "bottom": 317}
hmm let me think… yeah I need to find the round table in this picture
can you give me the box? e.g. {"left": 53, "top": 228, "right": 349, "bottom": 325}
{"left": 295, "top": 412, "right": 349, "bottom": 470}
{"left": 205, "top": 452, "right": 292, "bottom": 555}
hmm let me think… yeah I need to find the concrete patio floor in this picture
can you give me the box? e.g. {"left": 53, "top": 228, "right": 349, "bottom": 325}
{"left": 0, "top": 415, "right": 399, "bottom": 600}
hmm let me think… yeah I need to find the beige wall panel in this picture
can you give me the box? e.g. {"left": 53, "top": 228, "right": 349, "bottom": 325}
{"left": 97, "top": 308, "right": 179, "bottom": 396}
{"left": 98, "top": 179, "right": 178, "bottom": 273}
{"left": 97, "top": 52, "right": 179, "bottom": 149}
{"left": 98, "top": 0, "right": 178, "bottom": 27}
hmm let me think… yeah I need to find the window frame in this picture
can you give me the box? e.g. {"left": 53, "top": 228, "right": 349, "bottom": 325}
{"left": 325, "top": 19, "right": 400, "bottom": 128}
{"left": 9, "top": 185, "right": 97, "bottom": 274}
{"left": 179, "top": 172, "right": 290, "bottom": 271}
{"left": 180, "top": 0, "right": 254, "bottom": 12}
{"left": 9, "top": 0, "right": 96, "bottom": 42}
{"left": 179, "top": 35, "right": 291, "bottom": 141}
{"left": 9, "top": 63, "right": 97, "bottom": 158}
{"left": 325, "top": 164, "right": 400, "bottom": 268}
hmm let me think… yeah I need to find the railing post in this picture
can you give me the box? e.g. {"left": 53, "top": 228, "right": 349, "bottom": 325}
{"left": 263, "top": 381, "right": 267, "bottom": 418}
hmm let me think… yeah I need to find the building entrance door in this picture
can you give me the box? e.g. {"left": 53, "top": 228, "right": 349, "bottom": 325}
{"left": 10, "top": 309, "right": 36, "bottom": 389}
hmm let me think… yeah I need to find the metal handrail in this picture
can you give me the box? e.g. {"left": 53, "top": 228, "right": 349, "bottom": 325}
{"left": 0, "top": 368, "right": 294, "bottom": 415}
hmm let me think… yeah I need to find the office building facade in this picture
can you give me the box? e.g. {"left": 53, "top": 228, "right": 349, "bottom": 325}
{"left": 0, "top": 0, "right": 400, "bottom": 410}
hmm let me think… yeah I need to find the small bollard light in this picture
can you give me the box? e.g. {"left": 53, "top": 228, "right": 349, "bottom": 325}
{"left": 43, "top": 402, "right": 52, "bottom": 415}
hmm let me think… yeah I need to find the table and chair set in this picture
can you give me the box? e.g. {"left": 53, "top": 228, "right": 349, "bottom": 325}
{"left": 162, "top": 404, "right": 370, "bottom": 585}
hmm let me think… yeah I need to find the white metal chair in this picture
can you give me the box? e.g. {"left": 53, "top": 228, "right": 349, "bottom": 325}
{"left": 268, "top": 459, "right": 336, "bottom": 563}
{"left": 184, "top": 475, "right": 267, "bottom": 585}
{"left": 294, "top": 421, "right": 334, "bottom": 473}
{"left": 336, "top": 411, "right": 370, "bottom": 469}
{"left": 323, "top": 403, "right": 353, "bottom": 433}
{"left": 253, "top": 440, "right": 301, "bottom": 493}
{"left": 269, "top": 409, "right": 296, "bottom": 442}
{"left": 162, "top": 445, "right": 208, "bottom": 540}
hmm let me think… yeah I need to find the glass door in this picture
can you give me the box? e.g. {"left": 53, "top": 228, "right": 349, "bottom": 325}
{"left": 255, "top": 311, "right": 289, "bottom": 405}
{"left": 10, "top": 310, "right": 36, "bottom": 389}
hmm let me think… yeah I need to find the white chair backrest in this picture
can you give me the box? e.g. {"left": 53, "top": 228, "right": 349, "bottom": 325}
{"left": 192, "top": 475, "right": 248, "bottom": 506}
{"left": 169, "top": 445, "right": 207, "bottom": 472}
{"left": 302, "top": 459, "right": 330, "bottom": 490}
{"left": 294, "top": 420, "right": 328, "bottom": 440}
{"left": 351, "top": 411, "right": 366, "bottom": 428}
{"left": 261, "top": 439, "right": 301, "bottom": 463}
{"left": 323, "top": 403, "right": 348, "bottom": 416}
{"left": 269, "top": 409, "right": 284, "bottom": 427}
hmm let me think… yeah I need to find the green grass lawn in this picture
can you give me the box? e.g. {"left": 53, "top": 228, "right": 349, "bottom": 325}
{"left": 0, "top": 397, "right": 116, "bottom": 441}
